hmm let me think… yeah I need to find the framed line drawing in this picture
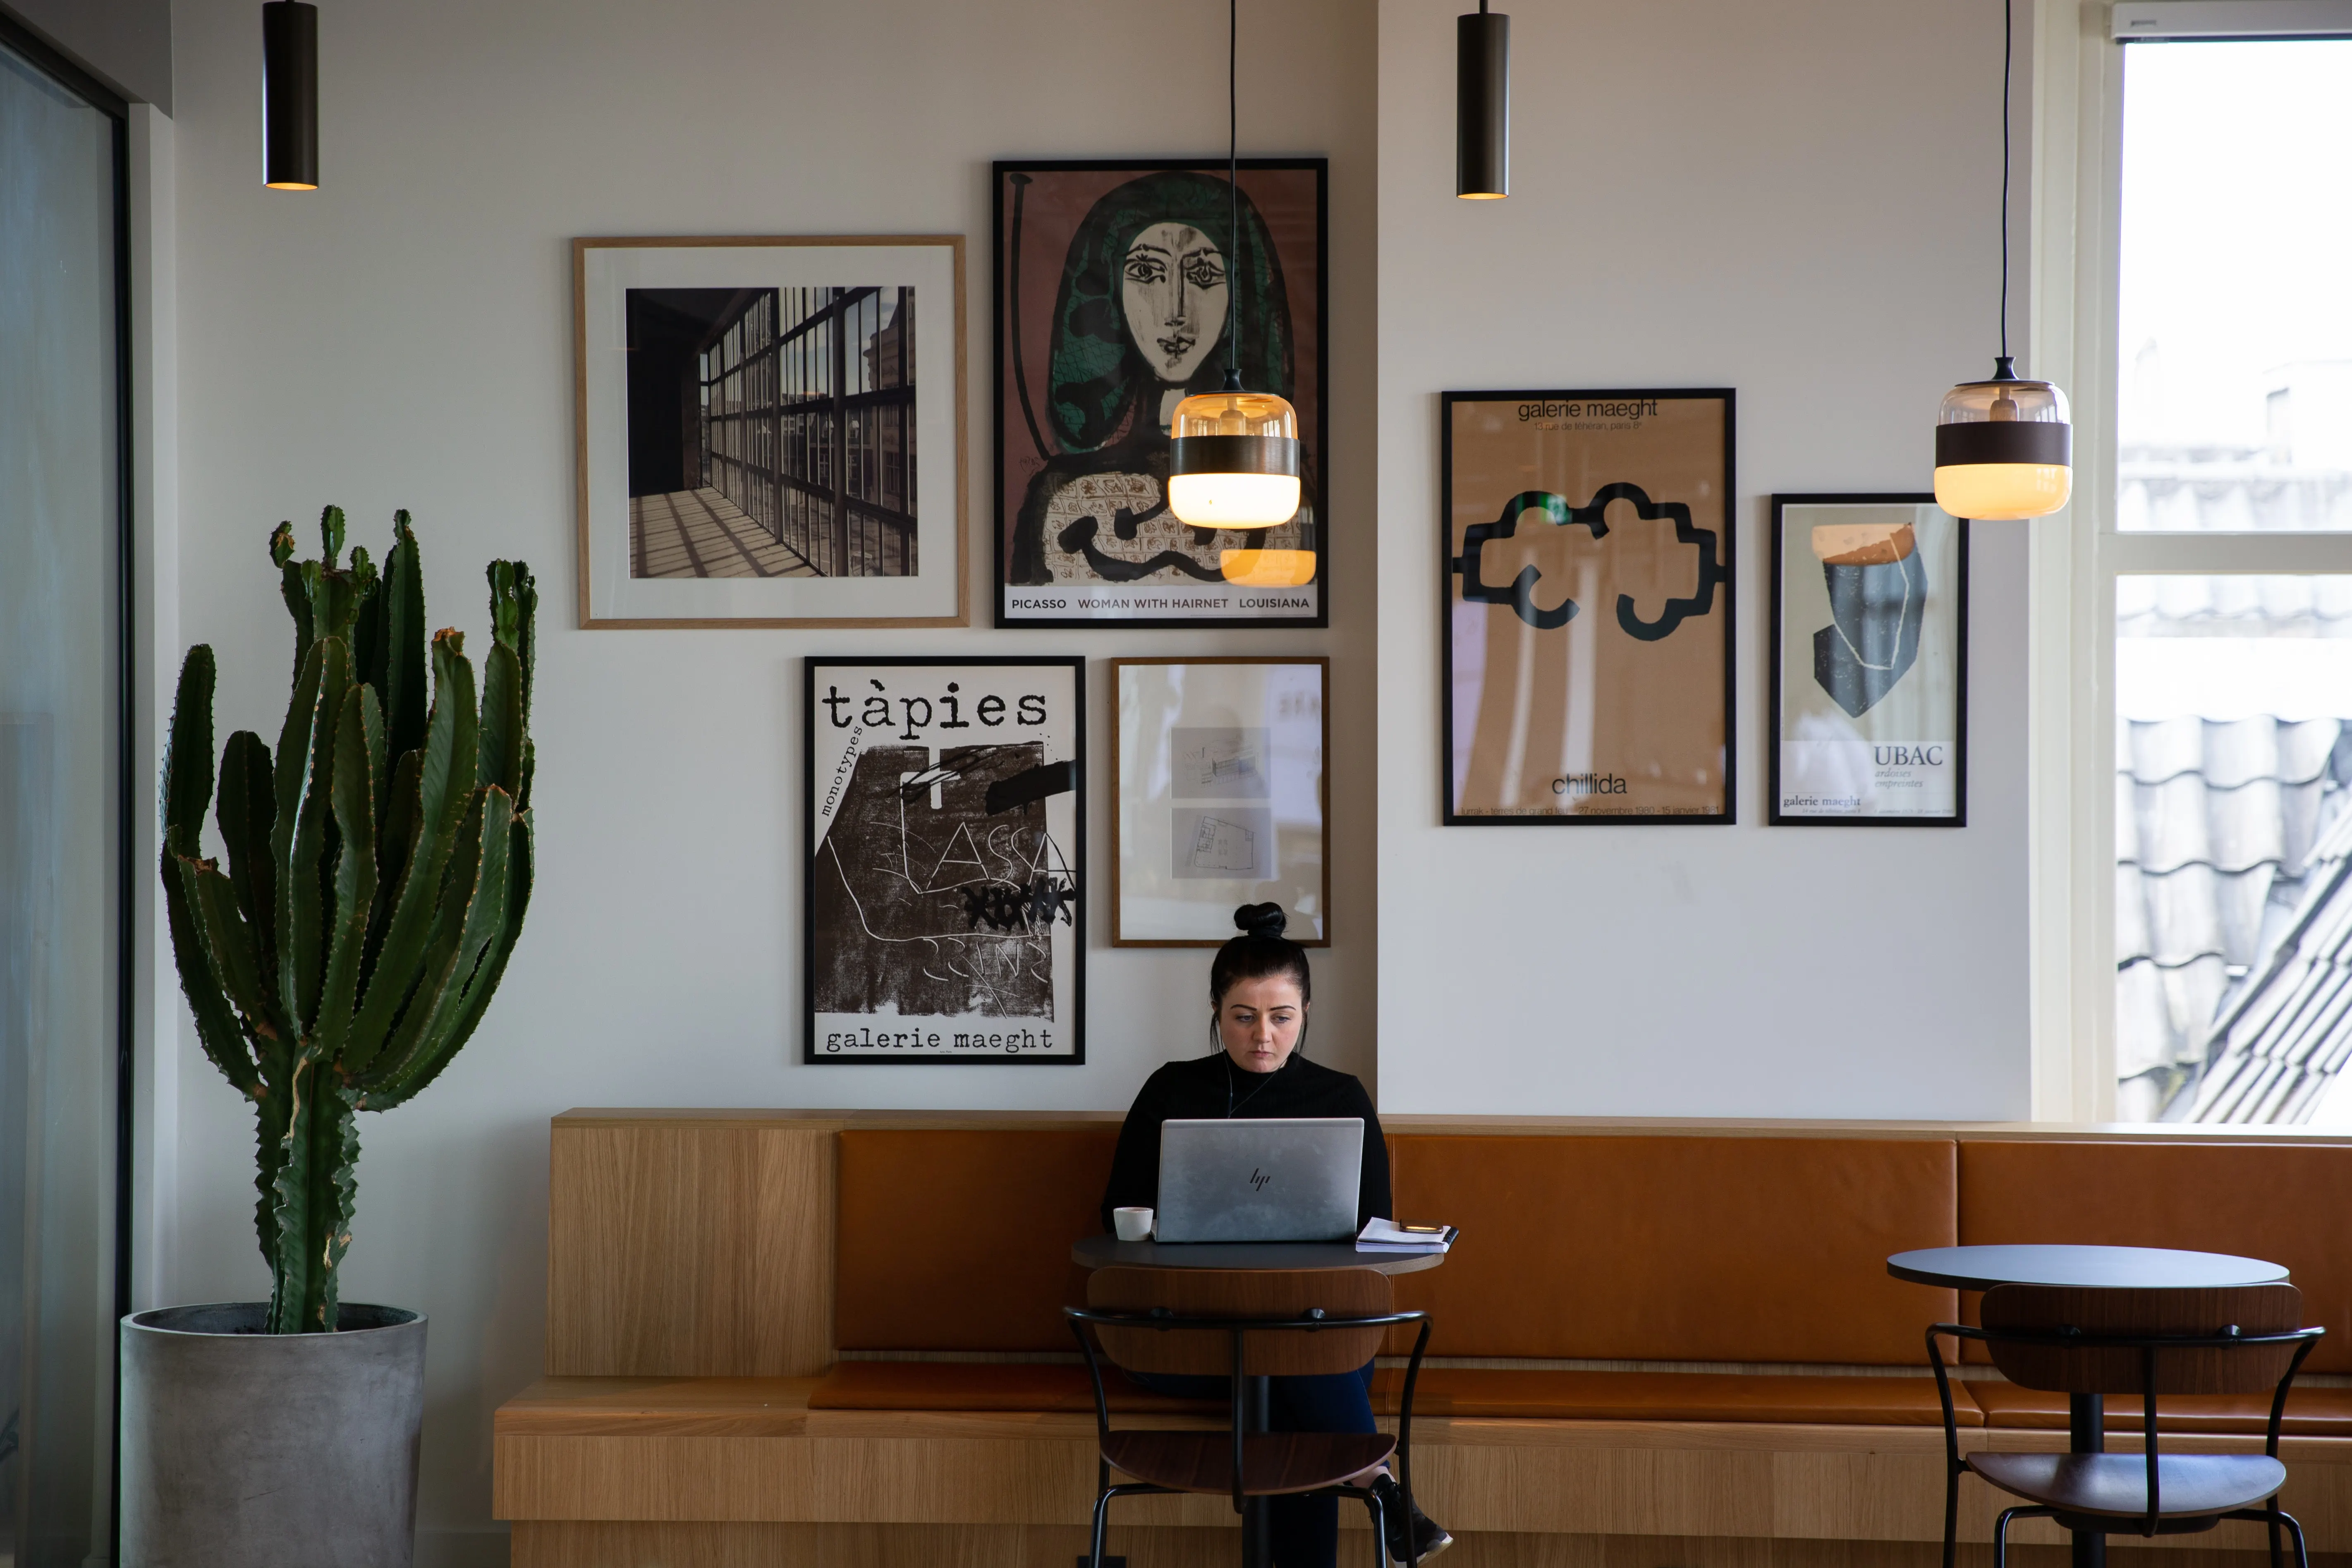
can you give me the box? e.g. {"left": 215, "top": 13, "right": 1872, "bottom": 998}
{"left": 1768, "top": 494, "right": 1968, "bottom": 825}
{"left": 1442, "top": 389, "right": 1736, "bottom": 823}
{"left": 993, "top": 159, "right": 1328, "bottom": 629}
{"left": 1111, "top": 657, "right": 1329, "bottom": 947}
{"left": 575, "top": 235, "right": 967, "bottom": 628}
{"left": 804, "top": 656, "right": 1084, "bottom": 1063}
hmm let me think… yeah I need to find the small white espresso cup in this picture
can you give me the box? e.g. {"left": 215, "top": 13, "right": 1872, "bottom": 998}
{"left": 1112, "top": 1206, "right": 1155, "bottom": 1242}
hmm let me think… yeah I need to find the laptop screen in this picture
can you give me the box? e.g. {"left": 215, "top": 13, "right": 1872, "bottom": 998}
{"left": 1154, "top": 1117, "right": 1363, "bottom": 1242}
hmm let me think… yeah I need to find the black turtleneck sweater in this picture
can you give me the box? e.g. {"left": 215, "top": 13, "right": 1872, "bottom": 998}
{"left": 1099, "top": 1052, "right": 1392, "bottom": 1233}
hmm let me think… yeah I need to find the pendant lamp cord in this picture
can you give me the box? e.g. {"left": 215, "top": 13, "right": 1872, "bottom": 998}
{"left": 1225, "top": 0, "right": 1243, "bottom": 393}
{"left": 1999, "top": 0, "right": 2012, "bottom": 369}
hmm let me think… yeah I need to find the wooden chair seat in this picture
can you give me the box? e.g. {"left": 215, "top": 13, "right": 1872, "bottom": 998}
{"left": 1967, "top": 1451, "right": 2289, "bottom": 1521}
{"left": 1103, "top": 1429, "right": 1398, "bottom": 1496}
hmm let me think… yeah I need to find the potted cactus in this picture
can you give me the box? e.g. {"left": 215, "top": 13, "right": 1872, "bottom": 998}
{"left": 123, "top": 509, "right": 535, "bottom": 1568}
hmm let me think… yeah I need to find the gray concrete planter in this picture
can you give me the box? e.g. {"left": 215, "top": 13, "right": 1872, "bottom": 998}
{"left": 121, "top": 1302, "right": 427, "bottom": 1568}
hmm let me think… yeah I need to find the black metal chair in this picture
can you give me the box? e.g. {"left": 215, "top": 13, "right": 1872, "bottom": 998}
{"left": 1065, "top": 1265, "right": 1433, "bottom": 1568}
{"left": 1928, "top": 1282, "right": 2324, "bottom": 1568}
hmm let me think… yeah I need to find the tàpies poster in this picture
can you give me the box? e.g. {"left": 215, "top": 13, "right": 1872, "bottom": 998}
{"left": 1768, "top": 495, "right": 1967, "bottom": 825}
{"left": 804, "top": 657, "right": 1085, "bottom": 1062}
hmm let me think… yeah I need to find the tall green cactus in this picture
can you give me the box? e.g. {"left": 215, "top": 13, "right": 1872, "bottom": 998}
{"left": 161, "top": 508, "right": 536, "bottom": 1333}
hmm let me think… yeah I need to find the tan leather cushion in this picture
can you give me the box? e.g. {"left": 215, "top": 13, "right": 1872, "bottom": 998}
{"left": 1967, "top": 1379, "right": 2352, "bottom": 1437}
{"left": 836, "top": 1129, "right": 1117, "bottom": 1351}
{"left": 1388, "top": 1135, "right": 1959, "bottom": 1363}
{"left": 1957, "top": 1141, "right": 2352, "bottom": 1374}
{"left": 1368, "top": 1367, "right": 1982, "bottom": 1425}
{"left": 807, "top": 1359, "right": 1220, "bottom": 1413}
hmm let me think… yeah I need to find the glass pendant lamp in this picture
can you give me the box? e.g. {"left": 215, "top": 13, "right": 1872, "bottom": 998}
{"left": 1934, "top": 358, "right": 2071, "bottom": 519}
{"left": 1168, "top": 0, "right": 1306, "bottom": 567}
{"left": 1931, "top": 0, "right": 2070, "bottom": 520}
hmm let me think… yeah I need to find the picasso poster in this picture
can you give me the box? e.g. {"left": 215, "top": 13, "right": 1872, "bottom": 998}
{"left": 993, "top": 160, "right": 1327, "bottom": 627}
{"left": 1443, "top": 390, "right": 1736, "bottom": 823}
{"left": 1768, "top": 495, "right": 1967, "bottom": 824}
{"left": 804, "top": 657, "right": 1084, "bottom": 1062}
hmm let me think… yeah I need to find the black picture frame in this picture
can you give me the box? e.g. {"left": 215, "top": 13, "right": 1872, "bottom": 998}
{"left": 1440, "top": 388, "right": 1738, "bottom": 825}
{"left": 992, "top": 158, "right": 1331, "bottom": 630}
{"left": 802, "top": 654, "right": 1086, "bottom": 1064}
{"left": 1766, "top": 493, "right": 1969, "bottom": 827}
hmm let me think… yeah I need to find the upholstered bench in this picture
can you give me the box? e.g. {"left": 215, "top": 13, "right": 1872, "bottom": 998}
{"left": 495, "top": 1111, "right": 2352, "bottom": 1568}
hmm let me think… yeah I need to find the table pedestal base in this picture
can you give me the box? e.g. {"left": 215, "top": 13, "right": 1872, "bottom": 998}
{"left": 2070, "top": 1391, "right": 2106, "bottom": 1568}
{"left": 1242, "top": 1375, "right": 1273, "bottom": 1568}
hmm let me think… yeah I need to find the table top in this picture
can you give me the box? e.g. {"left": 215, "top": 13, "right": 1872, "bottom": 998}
{"left": 1887, "top": 1243, "right": 2289, "bottom": 1292}
{"left": 1071, "top": 1236, "right": 1446, "bottom": 1275}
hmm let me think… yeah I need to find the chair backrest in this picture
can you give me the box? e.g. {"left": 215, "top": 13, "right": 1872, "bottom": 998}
{"left": 1979, "top": 1283, "right": 2309, "bottom": 1395}
{"left": 1084, "top": 1266, "right": 1393, "bottom": 1378}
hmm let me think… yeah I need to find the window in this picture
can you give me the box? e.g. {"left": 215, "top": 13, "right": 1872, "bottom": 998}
{"left": 2061, "top": 11, "right": 2352, "bottom": 1123}
{"left": 0, "top": 18, "right": 132, "bottom": 1565}
{"left": 692, "top": 287, "right": 917, "bottom": 577}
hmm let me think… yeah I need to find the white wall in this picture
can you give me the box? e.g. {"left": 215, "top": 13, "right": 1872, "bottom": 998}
{"left": 5, "top": 0, "right": 171, "bottom": 110}
{"left": 161, "top": 0, "right": 2053, "bottom": 1554}
{"left": 1373, "top": 0, "right": 2034, "bottom": 1118}
{"left": 164, "top": 0, "right": 1376, "bottom": 1559}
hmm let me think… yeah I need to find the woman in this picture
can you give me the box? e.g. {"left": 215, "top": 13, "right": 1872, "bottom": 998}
{"left": 1008, "top": 170, "right": 1318, "bottom": 588}
{"left": 1099, "top": 904, "right": 1450, "bottom": 1568}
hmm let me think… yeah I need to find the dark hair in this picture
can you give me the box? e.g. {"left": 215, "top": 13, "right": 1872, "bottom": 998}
{"left": 1044, "top": 169, "right": 1296, "bottom": 454}
{"left": 1209, "top": 902, "right": 1311, "bottom": 1009}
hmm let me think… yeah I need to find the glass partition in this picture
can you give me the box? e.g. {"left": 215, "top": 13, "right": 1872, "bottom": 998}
{"left": 0, "top": 30, "right": 127, "bottom": 1567}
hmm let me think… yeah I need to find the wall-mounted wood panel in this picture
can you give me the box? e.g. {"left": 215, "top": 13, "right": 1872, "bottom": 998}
{"left": 547, "top": 1121, "right": 837, "bottom": 1376}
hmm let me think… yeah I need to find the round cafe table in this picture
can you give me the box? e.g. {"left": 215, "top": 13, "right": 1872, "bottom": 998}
{"left": 1073, "top": 1236, "right": 1445, "bottom": 1568}
{"left": 1887, "top": 1244, "right": 2290, "bottom": 1568}
{"left": 1071, "top": 1235, "right": 1446, "bottom": 1275}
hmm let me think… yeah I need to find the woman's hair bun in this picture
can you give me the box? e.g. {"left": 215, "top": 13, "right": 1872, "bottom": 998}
{"left": 1233, "top": 902, "right": 1288, "bottom": 940}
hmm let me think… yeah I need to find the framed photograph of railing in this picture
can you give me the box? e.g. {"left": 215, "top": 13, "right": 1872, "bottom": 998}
{"left": 804, "top": 656, "right": 1084, "bottom": 1063}
{"left": 1110, "top": 656, "right": 1329, "bottom": 946}
{"left": 1767, "top": 493, "right": 1968, "bottom": 825}
{"left": 574, "top": 235, "right": 967, "bottom": 628}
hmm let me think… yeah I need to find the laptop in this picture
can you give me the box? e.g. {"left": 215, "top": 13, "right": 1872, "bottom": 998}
{"left": 1154, "top": 1118, "right": 1364, "bottom": 1243}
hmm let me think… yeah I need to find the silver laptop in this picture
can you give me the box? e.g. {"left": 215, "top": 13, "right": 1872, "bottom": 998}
{"left": 1154, "top": 1118, "right": 1364, "bottom": 1243}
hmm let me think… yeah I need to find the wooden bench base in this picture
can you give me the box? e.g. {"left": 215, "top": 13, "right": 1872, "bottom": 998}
{"left": 495, "top": 1379, "right": 2352, "bottom": 1561}
{"left": 510, "top": 1522, "right": 2352, "bottom": 1568}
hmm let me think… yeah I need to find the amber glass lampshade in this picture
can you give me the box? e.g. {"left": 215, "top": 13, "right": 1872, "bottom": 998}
{"left": 1933, "top": 361, "right": 2071, "bottom": 521}
{"left": 1168, "top": 389, "right": 1301, "bottom": 528}
{"left": 1219, "top": 548, "right": 1317, "bottom": 586}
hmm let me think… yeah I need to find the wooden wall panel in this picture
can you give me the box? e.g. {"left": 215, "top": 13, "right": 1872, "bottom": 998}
{"left": 546, "top": 1121, "right": 838, "bottom": 1376}
{"left": 755, "top": 1125, "right": 837, "bottom": 1375}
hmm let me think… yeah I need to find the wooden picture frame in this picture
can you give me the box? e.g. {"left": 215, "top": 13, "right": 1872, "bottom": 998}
{"left": 1441, "top": 389, "right": 1737, "bottom": 824}
{"left": 993, "top": 160, "right": 1329, "bottom": 630}
{"left": 1767, "top": 493, "right": 1969, "bottom": 826}
{"left": 803, "top": 656, "right": 1084, "bottom": 1064}
{"left": 1110, "top": 656, "right": 1330, "bottom": 947}
{"left": 574, "top": 235, "right": 968, "bottom": 629}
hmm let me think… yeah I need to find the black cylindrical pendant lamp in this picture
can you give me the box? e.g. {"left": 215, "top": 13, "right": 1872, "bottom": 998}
{"left": 1457, "top": 2, "right": 1509, "bottom": 199}
{"left": 262, "top": 1, "right": 318, "bottom": 190}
